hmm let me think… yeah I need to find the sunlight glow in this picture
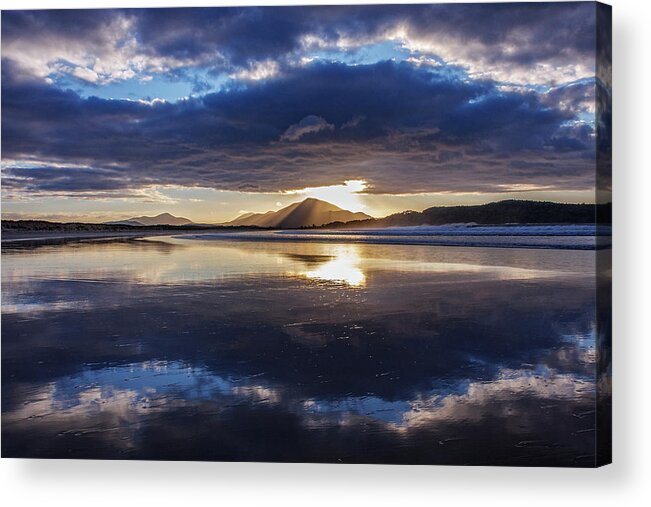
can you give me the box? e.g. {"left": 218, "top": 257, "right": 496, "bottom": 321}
{"left": 303, "top": 246, "right": 366, "bottom": 287}
{"left": 287, "top": 180, "right": 368, "bottom": 212}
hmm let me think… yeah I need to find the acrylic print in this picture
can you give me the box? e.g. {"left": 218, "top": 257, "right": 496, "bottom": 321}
{"left": 1, "top": 2, "right": 612, "bottom": 466}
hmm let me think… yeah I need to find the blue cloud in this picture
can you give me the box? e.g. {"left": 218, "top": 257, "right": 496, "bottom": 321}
{"left": 2, "top": 58, "right": 596, "bottom": 195}
{"left": 2, "top": 4, "right": 596, "bottom": 89}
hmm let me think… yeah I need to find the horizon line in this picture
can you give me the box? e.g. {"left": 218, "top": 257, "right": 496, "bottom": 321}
{"left": 1, "top": 198, "right": 612, "bottom": 225}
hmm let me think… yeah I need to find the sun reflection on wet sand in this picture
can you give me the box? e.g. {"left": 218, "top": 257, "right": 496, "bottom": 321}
{"left": 301, "top": 245, "right": 366, "bottom": 286}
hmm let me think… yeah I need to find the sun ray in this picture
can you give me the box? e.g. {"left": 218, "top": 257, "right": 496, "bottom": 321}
{"left": 286, "top": 180, "right": 368, "bottom": 212}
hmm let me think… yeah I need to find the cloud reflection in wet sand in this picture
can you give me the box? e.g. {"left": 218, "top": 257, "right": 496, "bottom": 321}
{"left": 3, "top": 358, "right": 596, "bottom": 463}
{"left": 2, "top": 235, "right": 599, "bottom": 464}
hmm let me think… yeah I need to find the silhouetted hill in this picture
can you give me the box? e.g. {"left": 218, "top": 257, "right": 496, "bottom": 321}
{"left": 3, "top": 200, "right": 612, "bottom": 236}
{"left": 227, "top": 198, "right": 372, "bottom": 228}
{"left": 106, "top": 212, "right": 194, "bottom": 226}
{"left": 321, "top": 200, "right": 612, "bottom": 229}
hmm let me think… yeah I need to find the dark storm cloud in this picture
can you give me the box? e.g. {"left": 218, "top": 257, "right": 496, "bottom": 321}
{"left": 134, "top": 3, "right": 595, "bottom": 75}
{"left": 134, "top": 7, "right": 311, "bottom": 67}
{"left": 1, "top": 9, "right": 123, "bottom": 45}
{"left": 1, "top": 166, "right": 131, "bottom": 193}
{"left": 1, "top": 58, "right": 595, "bottom": 195}
{"left": 397, "top": 3, "right": 595, "bottom": 64}
{"left": 595, "top": 2, "right": 612, "bottom": 194}
{"left": 2, "top": 3, "right": 595, "bottom": 84}
{"left": 543, "top": 80, "right": 596, "bottom": 113}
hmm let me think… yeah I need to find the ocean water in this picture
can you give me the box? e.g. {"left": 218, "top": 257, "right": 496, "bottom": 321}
{"left": 1, "top": 233, "right": 606, "bottom": 465}
{"left": 181, "top": 224, "right": 612, "bottom": 250}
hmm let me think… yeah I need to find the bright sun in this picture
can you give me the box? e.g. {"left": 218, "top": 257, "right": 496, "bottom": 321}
{"left": 288, "top": 180, "right": 368, "bottom": 212}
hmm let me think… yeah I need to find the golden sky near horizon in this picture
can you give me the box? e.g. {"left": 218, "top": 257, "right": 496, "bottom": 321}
{"left": 2, "top": 178, "right": 597, "bottom": 224}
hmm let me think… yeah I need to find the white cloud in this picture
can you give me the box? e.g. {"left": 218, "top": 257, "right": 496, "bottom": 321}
{"left": 3, "top": 13, "right": 212, "bottom": 85}
{"left": 281, "top": 115, "right": 335, "bottom": 142}
{"left": 231, "top": 60, "right": 279, "bottom": 81}
{"left": 71, "top": 66, "right": 100, "bottom": 83}
{"left": 341, "top": 115, "right": 365, "bottom": 129}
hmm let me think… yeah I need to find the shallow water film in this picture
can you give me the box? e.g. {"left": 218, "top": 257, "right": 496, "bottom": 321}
{"left": 2, "top": 235, "right": 604, "bottom": 465}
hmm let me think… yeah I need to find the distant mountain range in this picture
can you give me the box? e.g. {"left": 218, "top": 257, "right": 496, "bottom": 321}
{"left": 107, "top": 200, "right": 612, "bottom": 230}
{"left": 106, "top": 212, "right": 194, "bottom": 226}
{"left": 3, "top": 199, "right": 612, "bottom": 235}
{"left": 226, "top": 198, "right": 372, "bottom": 228}
{"left": 102, "top": 200, "right": 371, "bottom": 228}
{"left": 324, "top": 200, "right": 612, "bottom": 229}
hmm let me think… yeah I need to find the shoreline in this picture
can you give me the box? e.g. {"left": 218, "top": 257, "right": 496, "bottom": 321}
{"left": 180, "top": 232, "right": 610, "bottom": 251}
{"left": 1, "top": 226, "right": 613, "bottom": 251}
{"left": 0, "top": 228, "right": 236, "bottom": 244}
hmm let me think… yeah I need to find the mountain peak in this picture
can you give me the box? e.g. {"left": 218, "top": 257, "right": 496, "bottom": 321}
{"left": 298, "top": 197, "right": 340, "bottom": 207}
{"left": 106, "top": 212, "right": 194, "bottom": 226}
{"left": 227, "top": 198, "right": 371, "bottom": 228}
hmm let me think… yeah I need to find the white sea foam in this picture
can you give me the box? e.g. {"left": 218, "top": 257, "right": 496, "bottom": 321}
{"left": 181, "top": 224, "right": 612, "bottom": 250}
{"left": 281, "top": 224, "right": 612, "bottom": 237}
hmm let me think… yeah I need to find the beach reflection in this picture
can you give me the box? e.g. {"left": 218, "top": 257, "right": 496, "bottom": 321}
{"left": 1, "top": 235, "right": 591, "bottom": 288}
{"left": 298, "top": 245, "right": 366, "bottom": 287}
{"left": 2, "top": 234, "right": 600, "bottom": 465}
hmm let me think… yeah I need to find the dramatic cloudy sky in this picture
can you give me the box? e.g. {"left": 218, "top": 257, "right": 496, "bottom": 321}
{"left": 2, "top": 3, "right": 604, "bottom": 222}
